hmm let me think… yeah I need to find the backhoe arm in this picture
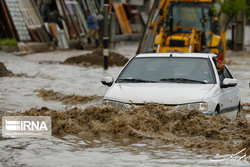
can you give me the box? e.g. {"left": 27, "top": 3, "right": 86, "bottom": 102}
{"left": 149, "top": 0, "right": 170, "bottom": 34}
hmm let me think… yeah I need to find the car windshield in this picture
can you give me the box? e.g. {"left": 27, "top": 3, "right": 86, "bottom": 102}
{"left": 117, "top": 57, "right": 215, "bottom": 84}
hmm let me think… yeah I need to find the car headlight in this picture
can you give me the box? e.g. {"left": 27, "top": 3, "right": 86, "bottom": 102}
{"left": 176, "top": 102, "right": 208, "bottom": 112}
{"left": 102, "top": 99, "right": 130, "bottom": 109}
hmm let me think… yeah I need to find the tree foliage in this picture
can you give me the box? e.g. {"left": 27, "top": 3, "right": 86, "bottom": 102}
{"left": 246, "top": 0, "right": 250, "bottom": 18}
{"left": 221, "top": 0, "right": 247, "bottom": 19}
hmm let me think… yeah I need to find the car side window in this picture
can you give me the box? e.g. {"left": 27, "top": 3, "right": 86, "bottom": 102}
{"left": 223, "top": 67, "right": 233, "bottom": 79}
{"left": 218, "top": 67, "right": 233, "bottom": 83}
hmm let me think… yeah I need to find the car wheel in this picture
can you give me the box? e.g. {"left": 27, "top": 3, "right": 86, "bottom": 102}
{"left": 236, "top": 104, "right": 242, "bottom": 117}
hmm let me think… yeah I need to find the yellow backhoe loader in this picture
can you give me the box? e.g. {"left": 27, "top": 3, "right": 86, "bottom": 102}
{"left": 137, "top": 0, "right": 226, "bottom": 61}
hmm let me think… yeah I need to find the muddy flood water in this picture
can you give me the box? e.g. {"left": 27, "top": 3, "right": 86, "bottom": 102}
{"left": 0, "top": 43, "right": 249, "bottom": 166}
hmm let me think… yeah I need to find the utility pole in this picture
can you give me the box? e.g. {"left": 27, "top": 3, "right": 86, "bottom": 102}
{"left": 235, "top": 10, "right": 245, "bottom": 51}
{"left": 231, "top": 20, "right": 235, "bottom": 50}
{"left": 103, "top": 0, "right": 110, "bottom": 70}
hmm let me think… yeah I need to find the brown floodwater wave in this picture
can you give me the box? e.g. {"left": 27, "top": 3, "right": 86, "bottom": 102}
{"left": 34, "top": 88, "right": 102, "bottom": 105}
{"left": 1, "top": 104, "right": 249, "bottom": 157}
{"left": 0, "top": 62, "right": 39, "bottom": 78}
{"left": 63, "top": 48, "right": 129, "bottom": 67}
{"left": 0, "top": 62, "right": 13, "bottom": 77}
{"left": 243, "top": 103, "right": 250, "bottom": 113}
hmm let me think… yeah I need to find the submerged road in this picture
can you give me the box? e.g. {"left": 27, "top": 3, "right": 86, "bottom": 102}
{"left": 0, "top": 43, "right": 249, "bottom": 166}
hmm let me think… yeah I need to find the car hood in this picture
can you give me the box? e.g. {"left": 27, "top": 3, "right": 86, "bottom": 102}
{"left": 104, "top": 83, "right": 215, "bottom": 105}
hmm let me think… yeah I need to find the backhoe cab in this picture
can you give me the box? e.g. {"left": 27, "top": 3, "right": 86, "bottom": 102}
{"left": 137, "top": 0, "right": 225, "bottom": 61}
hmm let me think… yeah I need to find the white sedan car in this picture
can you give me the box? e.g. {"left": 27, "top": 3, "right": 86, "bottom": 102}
{"left": 101, "top": 53, "right": 241, "bottom": 118}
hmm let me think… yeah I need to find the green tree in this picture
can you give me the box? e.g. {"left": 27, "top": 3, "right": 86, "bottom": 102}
{"left": 221, "top": 0, "right": 246, "bottom": 18}
{"left": 246, "top": 0, "right": 250, "bottom": 18}
{"left": 220, "top": 0, "right": 247, "bottom": 29}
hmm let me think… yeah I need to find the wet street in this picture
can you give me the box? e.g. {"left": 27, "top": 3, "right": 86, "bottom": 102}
{"left": 0, "top": 43, "right": 249, "bottom": 167}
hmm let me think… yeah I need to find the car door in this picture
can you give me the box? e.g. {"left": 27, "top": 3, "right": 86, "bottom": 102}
{"left": 219, "top": 67, "right": 239, "bottom": 113}
{"left": 224, "top": 67, "right": 240, "bottom": 109}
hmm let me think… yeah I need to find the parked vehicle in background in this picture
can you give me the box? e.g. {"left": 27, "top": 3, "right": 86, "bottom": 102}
{"left": 138, "top": 0, "right": 226, "bottom": 62}
{"left": 101, "top": 53, "right": 241, "bottom": 118}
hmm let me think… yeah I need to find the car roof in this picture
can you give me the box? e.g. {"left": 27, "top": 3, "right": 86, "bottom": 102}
{"left": 136, "top": 53, "right": 217, "bottom": 58}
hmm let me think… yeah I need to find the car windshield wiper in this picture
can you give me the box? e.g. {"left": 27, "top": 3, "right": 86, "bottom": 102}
{"left": 160, "top": 78, "right": 207, "bottom": 84}
{"left": 117, "top": 78, "right": 157, "bottom": 83}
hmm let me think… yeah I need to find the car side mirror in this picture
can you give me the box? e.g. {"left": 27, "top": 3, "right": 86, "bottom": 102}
{"left": 101, "top": 76, "right": 114, "bottom": 87}
{"left": 221, "top": 78, "right": 237, "bottom": 88}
